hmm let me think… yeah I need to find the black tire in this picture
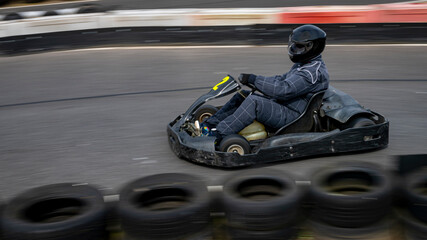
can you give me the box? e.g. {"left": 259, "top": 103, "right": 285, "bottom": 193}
{"left": 0, "top": 202, "right": 4, "bottom": 240}
{"left": 43, "top": 10, "right": 58, "bottom": 16}
{"left": 184, "top": 227, "right": 213, "bottom": 240}
{"left": 103, "top": 195, "right": 121, "bottom": 234}
{"left": 404, "top": 168, "right": 427, "bottom": 223}
{"left": 221, "top": 169, "right": 303, "bottom": 231}
{"left": 345, "top": 116, "right": 375, "bottom": 129}
{"left": 1, "top": 183, "right": 107, "bottom": 240}
{"left": 0, "top": 0, "right": 11, "bottom": 6}
{"left": 118, "top": 173, "right": 211, "bottom": 240}
{"left": 309, "top": 217, "right": 398, "bottom": 240}
{"left": 309, "top": 162, "right": 393, "bottom": 228}
{"left": 219, "top": 134, "right": 251, "bottom": 155}
{"left": 399, "top": 208, "right": 427, "bottom": 240}
{"left": 193, "top": 105, "right": 218, "bottom": 123}
{"left": 3, "top": 13, "right": 23, "bottom": 21}
{"left": 77, "top": 4, "right": 104, "bottom": 14}
{"left": 227, "top": 226, "right": 298, "bottom": 240}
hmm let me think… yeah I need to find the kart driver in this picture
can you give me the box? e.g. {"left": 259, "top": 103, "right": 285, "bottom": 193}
{"left": 201, "top": 24, "right": 330, "bottom": 141}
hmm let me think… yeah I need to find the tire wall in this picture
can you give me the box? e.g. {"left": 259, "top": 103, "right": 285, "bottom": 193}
{"left": 0, "top": 157, "right": 426, "bottom": 239}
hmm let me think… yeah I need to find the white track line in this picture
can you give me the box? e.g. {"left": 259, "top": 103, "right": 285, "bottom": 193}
{"left": 60, "top": 44, "right": 427, "bottom": 53}
{"left": 0, "top": 0, "right": 99, "bottom": 10}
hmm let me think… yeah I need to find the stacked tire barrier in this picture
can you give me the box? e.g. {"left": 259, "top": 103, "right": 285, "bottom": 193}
{"left": 0, "top": 158, "right": 427, "bottom": 239}
{"left": 307, "top": 162, "right": 397, "bottom": 239}
{"left": 0, "top": 3, "right": 109, "bottom": 21}
{"left": 117, "top": 173, "right": 212, "bottom": 240}
{"left": 399, "top": 167, "right": 427, "bottom": 239}
{"left": 1, "top": 183, "right": 109, "bottom": 240}
{"left": 221, "top": 169, "right": 303, "bottom": 240}
{"left": 0, "top": 0, "right": 58, "bottom": 7}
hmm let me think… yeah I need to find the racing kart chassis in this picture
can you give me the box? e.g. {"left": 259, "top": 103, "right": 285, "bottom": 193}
{"left": 167, "top": 76, "right": 389, "bottom": 168}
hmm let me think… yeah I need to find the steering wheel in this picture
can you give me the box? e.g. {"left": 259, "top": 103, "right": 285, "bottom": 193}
{"left": 237, "top": 78, "right": 257, "bottom": 92}
{"left": 245, "top": 82, "right": 257, "bottom": 92}
{"left": 238, "top": 79, "right": 271, "bottom": 99}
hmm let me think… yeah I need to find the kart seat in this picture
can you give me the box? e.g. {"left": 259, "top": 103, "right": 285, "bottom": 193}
{"left": 274, "top": 90, "right": 326, "bottom": 135}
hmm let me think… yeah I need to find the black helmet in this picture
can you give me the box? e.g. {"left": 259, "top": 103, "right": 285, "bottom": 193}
{"left": 288, "top": 24, "right": 326, "bottom": 63}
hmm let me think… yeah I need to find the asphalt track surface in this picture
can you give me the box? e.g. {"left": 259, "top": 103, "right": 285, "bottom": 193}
{"left": 0, "top": 0, "right": 410, "bottom": 13}
{"left": 0, "top": 45, "right": 426, "bottom": 199}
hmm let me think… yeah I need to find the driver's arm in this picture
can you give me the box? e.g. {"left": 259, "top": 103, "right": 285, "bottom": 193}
{"left": 253, "top": 71, "right": 313, "bottom": 101}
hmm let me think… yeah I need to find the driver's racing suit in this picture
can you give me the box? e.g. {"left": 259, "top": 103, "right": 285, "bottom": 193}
{"left": 205, "top": 55, "right": 329, "bottom": 137}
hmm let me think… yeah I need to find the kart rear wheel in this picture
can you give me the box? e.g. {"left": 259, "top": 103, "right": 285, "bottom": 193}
{"left": 219, "top": 134, "right": 251, "bottom": 155}
{"left": 193, "top": 105, "right": 218, "bottom": 123}
{"left": 345, "top": 116, "right": 375, "bottom": 129}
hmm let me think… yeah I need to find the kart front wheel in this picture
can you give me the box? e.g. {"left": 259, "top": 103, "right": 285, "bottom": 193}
{"left": 193, "top": 105, "right": 218, "bottom": 123}
{"left": 219, "top": 134, "right": 251, "bottom": 155}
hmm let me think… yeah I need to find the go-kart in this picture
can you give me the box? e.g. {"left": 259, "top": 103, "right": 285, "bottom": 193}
{"left": 167, "top": 75, "right": 389, "bottom": 168}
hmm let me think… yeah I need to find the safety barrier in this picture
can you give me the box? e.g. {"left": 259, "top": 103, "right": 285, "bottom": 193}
{"left": 1, "top": 2, "right": 427, "bottom": 38}
{"left": 190, "top": 8, "right": 281, "bottom": 26}
{"left": 1, "top": 23, "right": 426, "bottom": 56}
{"left": 278, "top": 6, "right": 381, "bottom": 24}
{"left": 278, "top": 2, "right": 427, "bottom": 24}
{"left": 0, "top": 157, "right": 426, "bottom": 240}
{"left": 0, "top": 2, "right": 426, "bottom": 55}
{"left": 379, "top": 2, "right": 427, "bottom": 23}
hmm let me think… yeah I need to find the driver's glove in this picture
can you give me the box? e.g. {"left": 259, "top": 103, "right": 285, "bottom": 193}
{"left": 238, "top": 73, "right": 257, "bottom": 86}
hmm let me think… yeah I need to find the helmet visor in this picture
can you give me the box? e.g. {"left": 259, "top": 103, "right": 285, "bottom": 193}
{"left": 288, "top": 39, "right": 313, "bottom": 56}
